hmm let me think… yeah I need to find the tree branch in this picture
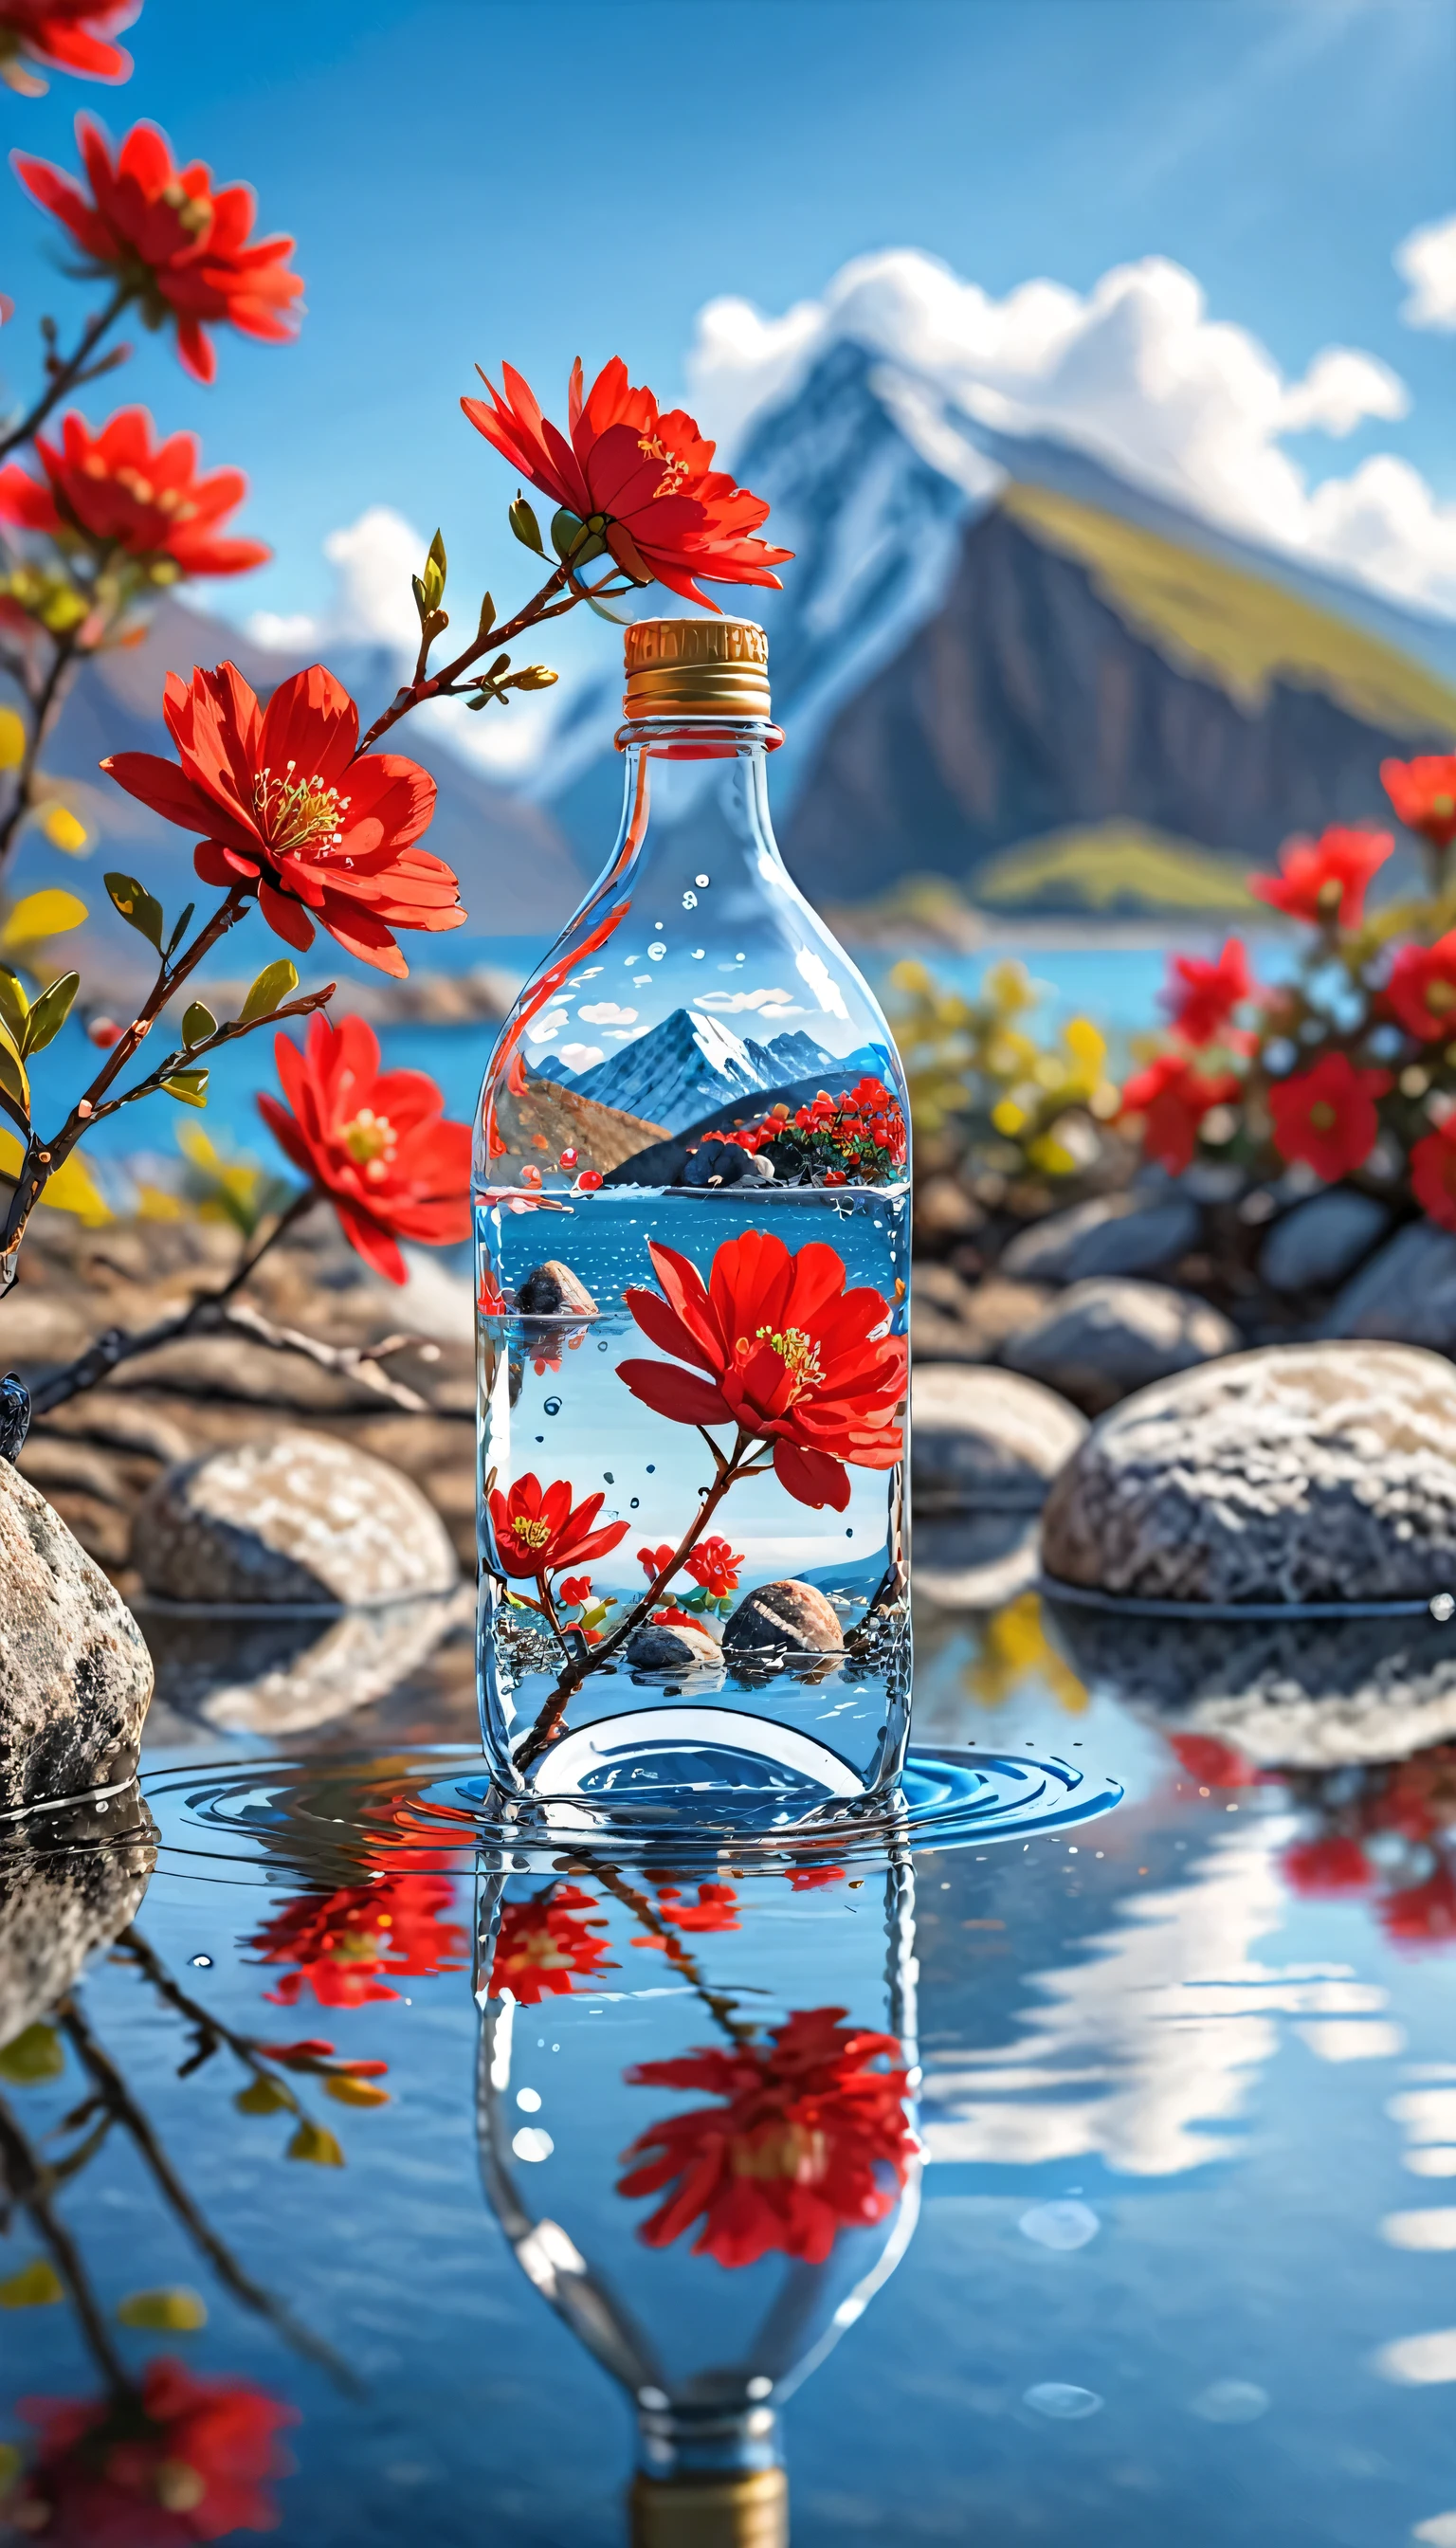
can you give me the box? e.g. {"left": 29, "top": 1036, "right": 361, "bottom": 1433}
{"left": 0, "top": 283, "right": 135, "bottom": 463}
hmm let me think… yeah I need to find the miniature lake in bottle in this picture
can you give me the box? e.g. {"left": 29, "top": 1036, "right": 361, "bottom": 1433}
{"left": 474, "top": 618, "right": 910, "bottom": 1825}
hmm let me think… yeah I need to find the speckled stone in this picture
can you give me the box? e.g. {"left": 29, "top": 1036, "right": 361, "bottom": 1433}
{"left": 1042, "top": 1341, "right": 1456, "bottom": 1605}
{"left": 0, "top": 1462, "right": 154, "bottom": 1811}
{"left": 912, "top": 1364, "right": 1087, "bottom": 1510}
{"left": 626, "top": 1618, "right": 724, "bottom": 1672}
{"left": 721, "top": 1579, "right": 844, "bottom": 1660}
{"left": 1004, "top": 1280, "right": 1237, "bottom": 1415}
{"left": 133, "top": 1428, "right": 459, "bottom": 1606}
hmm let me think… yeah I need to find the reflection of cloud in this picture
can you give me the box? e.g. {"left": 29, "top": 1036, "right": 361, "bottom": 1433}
{"left": 696, "top": 986, "right": 795, "bottom": 1013}
{"left": 555, "top": 1043, "right": 603, "bottom": 1072}
{"left": 578, "top": 1002, "right": 637, "bottom": 1025}
{"left": 525, "top": 1010, "right": 570, "bottom": 1045}
{"left": 1397, "top": 215, "right": 1456, "bottom": 331}
{"left": 922, "top": 1823, "right": 1392, "bottom": 2175}
{"left": 796, "top": 947, "right": 849, "bottom": 1022}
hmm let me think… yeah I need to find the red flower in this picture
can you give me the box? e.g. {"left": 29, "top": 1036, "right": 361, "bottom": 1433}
{"left": 1379, "top": 1865, "right": 1456, "bottom": 1949}
{"left": 1119, "top": 1052, "right": 1240, "bottom": 1175}
{"left": 0, "top": 2, "right": 136, "bottom": 94}
{"left": 1383, "top": 753, "right": 1456, "bottom": 853}
{"left": 617, "top": 2006, "right": 915, "bottom": 2268}
{"left": 14, "top": 116, "right": 303, "bottom": 383}
{"left": 487, "top": 1886, "right": 614, "bottom": 2004}
{"left": 1283, "top": 1835, "right": 1371, "bottom": 1897}
{"left": 488, "top": 1472, "right": 629, "bottom": 1586}
{"left": 684, "top": 1536, "right": 743, "bottom": 1598}
{"left": 785, "top": 1866, "right": 846, "bottom": 1891}
{"left": 1411, "top": 1118, "right": 1456, "bottom": 1232}
{"left": 249, "top": 1868, "right": 466, "bottom": 2009}
{"left": 10, "top": 2357, "right": 296, "bottom": 2545}
{"left": 1386, "top": 931, "right": 1456, "bottom": 1042}
{"left": 257, "top": 1014, "right": 469, "bottom": 1285}
{"left": 1163, "top": 937, "right": 1251, "bottom": 1046}
{"left": 619, "top": 1230, "right": 906, "bottom": 1515}
{"left": 637, "top": 1541, "right": 676, "bottom": 1581}
{"left": 101, "top": 663, "right": 463, "bottom": 976}
{"left": 1248, "top": 827, "right": 1392, "bottom": 932}
{"left": 1268, "top": 1051, "right": 1390, "bottom": 1181}
{"left": 461, "top": 355, "right": 792, "bottom": 610}
{"left": 0, "top": 408, "right": 268, "bottom": 581}
{"left": 1167, "top": 1734, "right": 1261, "bottom": 1787}
{"left": 557, "top": 1574, "right": 593, "bottom": 1609}
{"left": 656, "top": 1882, "right": 739, "bottom": 1934}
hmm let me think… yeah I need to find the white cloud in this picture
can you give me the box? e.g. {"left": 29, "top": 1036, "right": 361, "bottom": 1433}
{"left": 525, "top": 1009, "right": 569, "bottom": 1045}
{"left": 689, "top": 248, "right": 1456, "bottom": 615}
{"left": 696, "top": 985, "right": 796, "bottom": 1013}
{"left": 795, "top": 946, "right": 849, "bottom": 1021}
{"left": 578, "top": 1001, "right": 638, "bottom": 1025}
{"left": 1396, "top": 213, "right": 1456, "bottom": 331}
{"left": 556, "top": 1043, "right": 604, "bottom": 1072}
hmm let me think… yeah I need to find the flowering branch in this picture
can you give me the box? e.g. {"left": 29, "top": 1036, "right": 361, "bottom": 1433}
{"left": 0, "top": 280, "right": 135, "bottom": 464}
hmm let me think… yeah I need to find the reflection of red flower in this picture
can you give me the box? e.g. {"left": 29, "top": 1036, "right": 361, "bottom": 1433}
{"left": 0, "top": 2, "right": 136, "bottom": 91}
{"left": 1383, "top": 753, "right": 1456, "bottom": 853}
{"left": 15, "top": 117, "right": 303, "bottom": 383}
{"left": 0, "top": 407, "right": 268, "bottom": 580}
{"left": 1268, "top": 1052, "right": 1390, "bottom": 1181}
{"left": 1387, "top": 932, "right": 1456, "bottom": 1042}
{"left": 618, "top": 2006, "right": 915, "bottom": 2268}
{"left": 103, "top": 662, "right": 463, "bottom": 977}
{"left": 1248, "top": 827, "right": 1392, "bottom": 932}
{"left": 13, "top": 2357, "right": 296, "bottom": 2544}
{"left": 620, "top": 1230, "right": 905, "bottom": 1514}
{"left": 1283, "top": 1835, "right": 1371, "bottom": 1896}
{"left": 488, "top": 1473, "right": 629, "bottom": 1586}
{"left": 785, "top": 1866, "right": 846, "bottom": 1891}
{"left": 1381, "top": 1866, "right": 1456, "bottom": 1948}
{"left": 1411, "top": 1119, "right": 1456, "bottom": 1232}
{"left": 249, "top": 1868, "right": 466, "bottom": 2009}
{"left": 488, "top": 1887, "right": 614, "bottom": 2004}
{"left": 1168, "top": 1734, "right": 1261, "bottom": 1788}
{"left": 1163, "top": 938, "right": 1251, "bottom": 1046}
{"left": 657, "top": 1883, "right": 739, "bottom": 1934}
{"left": 461, "top": 355, "right": 792, "bottom": 611}
{"left": 1119, "top": 1052, "right": 1240, "bottom": 1175}
{"left": 258, "top": 1014, "right": 470, "bottom": 1284}
{"left": 684, "top": 1536, "right": 743, "bottom": 1598}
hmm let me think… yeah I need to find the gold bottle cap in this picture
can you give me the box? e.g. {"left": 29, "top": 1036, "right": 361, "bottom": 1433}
{"left": 623, "top": 617, "right": 773, "bottom": 722}
{"left": 629, "top": 2467, "right": 789, "bottom": 2548}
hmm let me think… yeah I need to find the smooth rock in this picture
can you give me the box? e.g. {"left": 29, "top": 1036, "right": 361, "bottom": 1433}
{"left": 681, "top": 1143, "right": 774, "bottom": 1188}
{"left": 914, "top": 1174, "right": 984, "bottom": 1241}
{"left": 1326, "top": 1222, "right": 1456, "bottom": 1350}
{"left": 911, "top": 1274, "right": 1052, "bottom": 1366}
{"left": 0, "top": 1799, "right": 156, "bottom": 2050}
{"left": 1003, "top": 1280, "right": 1237, "bottom": 1415}
{"left": 1260, "top": 1190, "right": 1390, "bottom": 1294}
{"left": 1042, "top": 1341, "right": 1456, "bottom": 1605}
{"left": 912, "top": 1364, "right": 1087, "bottom": 1510}
{"left": 915, "top": 1511, "right": 1041, "bottom": 1611}
{"left": 1001, "top": 1192, "right": 1199, "bottom": 1283}
{"left": 722, "top": 1580, "right": 843, "bottom": 1661}
{"left": 143, "top": 1585, "right": 469, "bottom": 1733}
{"left": 515, "top": 1261, "right": 599, "bottom": 1318}
{"left": 0, "top": 1461, "right": 154, "bottom": 1811}
{"left": 626, "top": 1618, "right": 724, "bottom": 1672}
{"left": 133, "top": 1428, "right": 459, "bottom": 1606}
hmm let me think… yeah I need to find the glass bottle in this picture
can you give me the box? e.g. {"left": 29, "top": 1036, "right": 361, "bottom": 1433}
{"left": 474, "top": 619, "right": 911, "bottom": 1824}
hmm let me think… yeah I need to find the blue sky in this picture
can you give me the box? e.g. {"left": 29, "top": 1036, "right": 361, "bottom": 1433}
{"left": 2, "top": 0, "right": 1452, "bottom": 651}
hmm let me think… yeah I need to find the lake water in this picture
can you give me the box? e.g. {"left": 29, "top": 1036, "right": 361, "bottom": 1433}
{"left": 6, "top": 1584, "right": 1456, "bottom": 2545}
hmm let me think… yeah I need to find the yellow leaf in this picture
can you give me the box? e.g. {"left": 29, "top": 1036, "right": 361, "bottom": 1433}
{"left": 3, "top": 889, "right": 87, "bottom": 948}
{"left": 118, "top": 2286, "right": 208, "bottom": 2332}
{"left": 0, "top": 2260, "right": 64, "bottom": 2309}
{"left": 991, "top": 1098, "right": 1026, "bottom": 1137}
{"left": 0, "top": 2022, "right": 64, "bottom": 2084}
{"left": 0, "top": 710, "right": 23, "bottom": 774}
{"left": 39, "top": 805, "right": 89, "bottom": 856}
{"left": 235, "top": 2075, "right": 293, "bottom": 2117}
{"left": 323, "top": 2073, "right": 390, "bottom": 2109}
{"left": 287, "top": 2119, "right": 345, "bottom": 2167}
{"left": 0, "top": 1131, "right": 108, "bottom": 1224}
{"left": 0, "top": 2441, "right": 21, "bottom": 2500}
{"left": 136, "top": 1180, "right": 184, "bottom": 1221}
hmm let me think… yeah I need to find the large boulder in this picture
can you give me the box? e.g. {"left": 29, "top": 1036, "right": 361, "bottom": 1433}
{"left": 1003, "top": 1280, "right": 1237, "bottom": 1414}
{"left": 1042, "top": 1341, "right": 1456, "bottom": 1606}
{"left": 0, "top": 1462, "right": 154, "bottom": 1811}
{"left": 1325, "top": 1222, "right": 1456, "bottom": 1350}
{"left": 912, "top": 1365, "right": 1086, "bottom": 1510}
{"left": 1001, "top": 1192, "right": 1199, "bottom": 1283}
{"left": 133, "top": 1428, "right": 459, "bottom": 1607}
{"left": 0, "top": 1797, "right": 156, "bottom": 2051}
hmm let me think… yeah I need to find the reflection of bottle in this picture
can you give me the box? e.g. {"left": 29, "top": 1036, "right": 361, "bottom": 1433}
{"left": 474, "top": 619, "right": 911, "bottom": 1819}
{"left": 474, "top": 1853, "right": 919, "bottom": 2539}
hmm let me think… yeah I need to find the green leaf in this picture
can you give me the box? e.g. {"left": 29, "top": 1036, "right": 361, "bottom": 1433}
{"left": 422, "top": 529, "right": 446, "bottom": 611}
{"left": 511, "top": 664, "right": 558, "bottom": 692}
{"left": 238, "top": 959, "right": 299, "bottom": 1025}
{"left": 104, "top": 872, "right": 164, "bottom": 952}
{"left": 508, "top": 494, "right": 543, "bottom": 555}
{"left": 0, "top": 971, "right": 28, "bottom": 1046}
{"left": 165, "top": 901, "right": 196, "bottom": 959}
{"left": 235, "top": 2074, "right": 294, "bottom": 2117}
{"left": 0, "top": 2023, "right": 63, "bottom": 2084}
{"left": 0, "top": 1020, "right": 29, "bottom": 1118}
{"left": 287, "top": 2118, "right": 345, "bottom": 2167}
{"left": 323, "top": 2072, "right": 390, "bottom": 2109}
{"left": 161, "top": 1069, "right": 209, "bottom": 1109}
{"left": 550, "top": 507, "right": 584, "bottom": 561}
{"left": 181, "top": 1001, "right": 216, "bottom": 1049}
{"left": 477, "top": 590, "right": 496, "bottom": 636}
{"left": 0, "top": 2261, "right": 64, "bottom": 2309}
{"left": 22, "top": 970, "right": 79, "bottom": 1056}
{"left": 118, "top": 2286, "right": 208, "bottom": 2332}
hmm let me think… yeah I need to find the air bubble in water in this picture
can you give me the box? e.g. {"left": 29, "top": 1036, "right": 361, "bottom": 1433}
{"left": 630, "top": 1497, "right": 640, "bottom": 1509}
{"left": 648, "top": 941, "right": 666, "bottom": 960}
{"left": 543, "top": 1397, "right": 561, "bottom": 1416}
{"left": 189, "top": 1954, "right": 213, "bottom": 1970}
{"left": 682, "top": 890, "right": 698, "bottom": 909}
{"left": 695, "top": 874, "right": 710, "bottom": 887}
{"left": 1432, "top": 1592, "right": 1455, "bottom": 1622}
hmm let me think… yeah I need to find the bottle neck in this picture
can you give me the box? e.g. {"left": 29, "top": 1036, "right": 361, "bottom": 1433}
{"left": 600, "top": 718, "right": 787, "bottom": 912}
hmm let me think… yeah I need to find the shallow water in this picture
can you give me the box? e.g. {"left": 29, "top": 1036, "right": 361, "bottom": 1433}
{"left": 6, "top": 1592, "right": 1456, "bottom": 2545}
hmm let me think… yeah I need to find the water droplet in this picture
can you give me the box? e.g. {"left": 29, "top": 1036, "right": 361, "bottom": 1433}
{"left": 1191, "top": 2379, "right": 1269, "bottom": 2425}
{"left": 648, "top": 941, "right": 666, "bottom": 960}
{"left": 629, "top": 1497, "right": 640, "bottom": 1509}
{"left": 1020, "top": 2201, "right": 1100, "bottom": 2251}
{"left": 682, "top": 890, "right": 698, "bottom": 909}
{"left": 846, "top": 1528, "right": 853, "bottom": 1538}
{"left": 692, "top": 949, "right": 705, "bottom": 959}
{"left": 1024, "top": 2384, "right": 1102, "bottom": 2422}
{"left": 598, "top": 1342, "right": 609, "bottom": 1352}
{"left": 735, "top": 952, "right": 745, "bottom": 962}
{"left": 695, "top": 874, "right": 710, "bottom": 888}
{"left": 746, "top": 2376, "right": 773, "bottom": 2401}
{"left": 543, "top": 1396, "right": 561, "bottom": 1416}
{"left": 603, "top": 1472, "right": 614, "bottom": 1483}
{"left": 189, "top": 1954, "right": 212, "bottom": 1970}
{"left": 1433, "top": 1592, "right": 1455, "bottom": 1622}
{"left": 511, "top": 2127, "right": 554, "bottom": 2163}
{"left": 516, "top": 2086, "right": 542, "bottom": 2113}
{"left": 646, "top": 1464, "right": 655, "bottom": 1473}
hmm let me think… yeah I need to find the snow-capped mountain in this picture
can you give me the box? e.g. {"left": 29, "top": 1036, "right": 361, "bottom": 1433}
{"left": 535, "top": 1007, "right": 881, "bottom": 1133}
